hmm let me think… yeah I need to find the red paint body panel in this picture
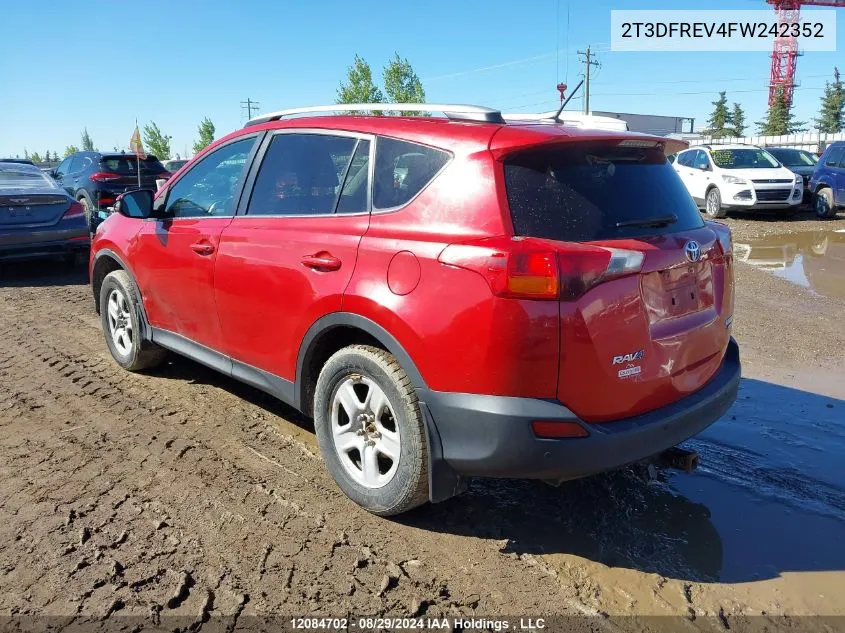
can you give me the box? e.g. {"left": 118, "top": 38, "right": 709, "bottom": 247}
{"left": 130, "top": 217, "right": 232, "bottom": 350}
{"left": 214, "top": 214, "right": 369, "bottom": 380}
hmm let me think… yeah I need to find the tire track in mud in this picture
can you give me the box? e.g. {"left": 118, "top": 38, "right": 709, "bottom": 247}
{"left": 0, "top": 281, "right": 587, "bottom": 624}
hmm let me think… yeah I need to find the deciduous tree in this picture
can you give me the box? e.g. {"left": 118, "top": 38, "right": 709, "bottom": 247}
{"left": 142, "top": 121, "right": 172, "bottom": 160}
{"left": 193, "top": 118, "right": 216, "bottom": 154}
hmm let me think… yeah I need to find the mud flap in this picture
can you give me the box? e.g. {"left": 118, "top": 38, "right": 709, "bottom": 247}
{"left": 418, "top": 401, "right": 467, "bottom": 503}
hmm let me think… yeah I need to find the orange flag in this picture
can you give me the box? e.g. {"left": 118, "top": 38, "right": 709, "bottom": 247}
{"left": 129, "top": 125, "right": 146, "bottom": 159}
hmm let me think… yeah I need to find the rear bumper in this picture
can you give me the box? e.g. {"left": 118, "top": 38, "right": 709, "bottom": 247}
{"left": 0, "top": 228, "right": 90, "bottom": 261}
{"left": 419, "top": 338, "right": 740, "bottom": 481}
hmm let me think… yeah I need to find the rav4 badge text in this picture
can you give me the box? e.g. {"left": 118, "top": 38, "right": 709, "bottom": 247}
{"left": 612, "top": 350, "right": 645, "bottom": 365}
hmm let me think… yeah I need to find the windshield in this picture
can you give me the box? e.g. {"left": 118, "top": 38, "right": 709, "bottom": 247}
{"left": 0, "top": 166, "right": 58, "bottom": 189}
{"left": 768, "top": 148, "right": 818, "bottom": 167}
{"left": 504, "top": 142, "right": 704, "bottom": 242}
{"left": 710, "top": 148, "right": 781, "bottom": 169}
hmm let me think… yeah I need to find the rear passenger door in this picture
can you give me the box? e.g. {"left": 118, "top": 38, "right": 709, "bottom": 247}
{"left": 214, "top": 131, "right": 373, "bottom": 389}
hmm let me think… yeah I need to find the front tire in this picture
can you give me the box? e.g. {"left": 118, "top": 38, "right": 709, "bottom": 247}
{"left": 314, "top": 345, "right": 429, "bottom": 516}
{"left": 815, "top": 188, "right": 837, "bottom": 219}
{"left": 705, "top": 187, "right": 727, "bottom": 218}
{"left": 99, "top": 270, "right": 167, "bottom": 371}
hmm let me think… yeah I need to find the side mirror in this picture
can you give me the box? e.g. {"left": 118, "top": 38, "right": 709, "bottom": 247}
{"left": 698, "top": 165, "right": 711, "bottom": 171}
{"left": 114, "top": 189, "right": 155, "bottom": 219}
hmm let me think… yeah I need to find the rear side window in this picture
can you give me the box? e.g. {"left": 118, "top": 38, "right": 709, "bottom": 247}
{"left": 676, "top": 151, "right": 694, "bottom": 167}
{"left": 504, "top": 142, "right": 704, "bottom": 242}
{"left": 246, "top": 133, "right": 361, "bottom": 216}
{"left": 825, "top": 146, "right": 844, "bottom": 167}
{"left": 373, "top": 138, "right": 450, "bottom": 209}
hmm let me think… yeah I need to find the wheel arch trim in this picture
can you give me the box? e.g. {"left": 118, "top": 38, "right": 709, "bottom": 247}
{"left": 92, "top": 248, "right": 152, "bottom": 340}
{"left": 295, "top": 312, "right": 428, "bottom": 411}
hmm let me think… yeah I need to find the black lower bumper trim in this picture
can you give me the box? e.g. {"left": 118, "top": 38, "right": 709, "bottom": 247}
{"left": 418, "top": 338, "right": 740, "bottom": 481}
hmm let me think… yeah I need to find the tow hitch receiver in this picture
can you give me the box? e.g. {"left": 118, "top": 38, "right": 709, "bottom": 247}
{"left": 659, "top": 447, "right": 700, "bottom": 473}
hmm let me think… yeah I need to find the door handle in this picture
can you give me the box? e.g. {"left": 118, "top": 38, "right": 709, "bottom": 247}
{"left": 301, "top": 253, "right": 342, "bottom": 271}
{"left": 190, "top": 241, "right": 215, "bottom": 256}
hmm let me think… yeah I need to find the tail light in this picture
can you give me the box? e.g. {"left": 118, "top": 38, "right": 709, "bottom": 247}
{"left": 89, "top": 172, "right": 121, "bottom": 182}
{"left": 62, "top": 200, "right": 85, "bottom": 219}
{"left": 438, "top": 237, "right": 644, "bottom": 301}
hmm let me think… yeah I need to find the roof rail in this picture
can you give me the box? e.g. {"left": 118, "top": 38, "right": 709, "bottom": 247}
{"left": 245, "top": 103, "right": 505, "bottom": 127}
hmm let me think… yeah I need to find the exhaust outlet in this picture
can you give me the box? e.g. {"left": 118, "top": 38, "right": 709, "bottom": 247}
{"left": 659, "top": 447, "right": 700, "bottom": 473}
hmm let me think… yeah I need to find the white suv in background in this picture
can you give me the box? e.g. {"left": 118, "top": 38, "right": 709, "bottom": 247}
{"left": 673, "top": 144, "right": 802, "bottom": 218}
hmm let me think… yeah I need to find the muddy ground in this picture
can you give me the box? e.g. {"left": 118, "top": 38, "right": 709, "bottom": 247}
{"left": 1, "top": 209, "right": 844, "bottom": 632}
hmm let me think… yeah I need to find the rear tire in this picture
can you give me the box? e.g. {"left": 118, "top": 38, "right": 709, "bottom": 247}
{"left": 705, "top": 187, "right": 727, "bottom": 218}
{"left": 100, "top": 270, "right": 168, "bottom": 372}
{"left": 77, "top": 193, "right": 93, "bottom": 224}
{"left": 313, "top": 345, "right": 429, "bottom": 516}
{"left": 815, "top": 188, "right": 837, "bottom": 219}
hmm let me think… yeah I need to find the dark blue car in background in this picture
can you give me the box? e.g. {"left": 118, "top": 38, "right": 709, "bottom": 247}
{"left": 809, "top": 141, "right": 845, "bottom": 219}
{"left": 0, "top": 162, "right": 89, "bottom": 265}
{"left": 50, "top": 151, "right": 170, "bottom": 231}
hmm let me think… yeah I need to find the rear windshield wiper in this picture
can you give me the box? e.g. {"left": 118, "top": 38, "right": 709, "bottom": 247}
{"left": 616, "top": 214, "right": 678, "bottom": 229}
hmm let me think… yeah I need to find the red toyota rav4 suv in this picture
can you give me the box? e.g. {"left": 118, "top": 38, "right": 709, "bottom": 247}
{"left": 90, "top": 104, "right": 740, "bottom": 516}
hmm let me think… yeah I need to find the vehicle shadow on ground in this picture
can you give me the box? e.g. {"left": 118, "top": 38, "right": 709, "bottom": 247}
{"left": 0, "top": 258, "right": 88, "bottom": 287}
{"left": 401, "top": 378, "right": 845, "bottom": 585}
{"left": 148, "top": 354, "right": 316, "bottom": 433}
{"left": 96, "top": 336, "right": 845, "bottom": 586}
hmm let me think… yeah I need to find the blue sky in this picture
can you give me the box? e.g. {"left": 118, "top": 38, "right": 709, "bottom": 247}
{"left": 0, "top": 0, "right": 842, "bottom": 158}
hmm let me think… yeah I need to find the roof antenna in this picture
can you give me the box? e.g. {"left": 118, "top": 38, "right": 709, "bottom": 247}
{"left": 553, "top": 79, "right": 584, "bottom": 122}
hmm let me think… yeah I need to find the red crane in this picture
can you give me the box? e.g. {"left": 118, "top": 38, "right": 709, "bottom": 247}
{"left": 767, "top": 0, "right": 845, "bottom": 106}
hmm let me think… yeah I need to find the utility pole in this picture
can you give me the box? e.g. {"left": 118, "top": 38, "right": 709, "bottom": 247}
{"left": 577, "top": 46, "right": 600, "bottom": 114}
{"left": 240, "top": 98, "right": 260, "bottom": 120}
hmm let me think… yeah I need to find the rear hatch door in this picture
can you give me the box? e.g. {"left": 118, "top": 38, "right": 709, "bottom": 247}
{"left": 498, "top": 135, "right": 733, "bottom": 422}
{"left": 98, "top": 155, "right": 169, "bottom": 189}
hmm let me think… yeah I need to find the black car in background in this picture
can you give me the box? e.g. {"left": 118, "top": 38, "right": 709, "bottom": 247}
{"left": 50, "top": 152, "right": 170, "bottom": 231}
{"left": 767, "top": 147, "right": 818, "bottom": 204}
{"left": 0, "top": 162, "right": 89, "bottom": 265}
{"left": 0, "top": 158, "right": 37, "bottom": 166}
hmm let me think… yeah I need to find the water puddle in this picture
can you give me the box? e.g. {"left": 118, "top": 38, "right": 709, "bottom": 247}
{"left": 733, "top": 229, "right": 845, "bottom": 300}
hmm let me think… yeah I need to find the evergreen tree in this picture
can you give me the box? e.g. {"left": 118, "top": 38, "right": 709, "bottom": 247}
{"left": 815, "top": 67, "right": 844, "bottom": 133}
{"left": 703, "top": 92, "right": 731, "bottom": 138}
{"left": 728, "top": 103, "right": 746, "bottom": 137}
{"left": 757, "top": 87, "right": 806, "bottom": 135}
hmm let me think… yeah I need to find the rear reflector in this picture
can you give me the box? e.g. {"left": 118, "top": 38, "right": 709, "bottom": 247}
{"left": 62, "top": 201, "right": 85, "bottom": 219}
{"left": 531, "top": 420, "right": 589, "bottom": 439}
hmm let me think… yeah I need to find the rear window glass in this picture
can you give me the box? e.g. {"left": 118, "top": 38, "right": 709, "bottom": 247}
{"left": 100, "top": 156, "right": 166, "bottom": 173}
{"left": 373, "top": 138, "right": 450, "bottom": 209}
{"left": 504, "top": 142, "right": 704, "bottom": 242}
{"left": 0, "top": 166, "right": 58, "bottom": 189}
